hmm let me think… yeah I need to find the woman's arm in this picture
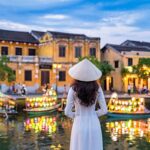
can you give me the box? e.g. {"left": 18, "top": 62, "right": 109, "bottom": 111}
{"left": 96, "top": 87, "right": 108, "bottom": 117}
{"left": 64, "top": 87, "right": 75, "bottom": 119}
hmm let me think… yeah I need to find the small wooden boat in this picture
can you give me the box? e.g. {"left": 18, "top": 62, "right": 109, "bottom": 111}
{"left": 107, "top": 93, "right": 150, "bottom": 119}
{"left": 0, "top": 92, "right": 18, "bottom": 117}
{"left": 107, "top": 112, "right": 150, "bottom": 119}
{"left": 24, "top": 88, "right": 60, "bottom": 115}
{"left": 24, "top": 103, "right": 61, "bottom": 115}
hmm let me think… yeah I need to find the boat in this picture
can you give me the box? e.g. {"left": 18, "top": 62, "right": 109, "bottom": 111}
{"left": 108, "top": 111, "right": 150, "bottom": 119}
{"left": 107, "top": 93, "right": 150, "bottom": 119}
{"left": 0, "top": 92, "right": 18, "bottom": 117}
{"left": 24, "top": 88, "right": 60, "bottom": 115}
{"left": 24, "top": 103, "right": 61, "bottom": 115}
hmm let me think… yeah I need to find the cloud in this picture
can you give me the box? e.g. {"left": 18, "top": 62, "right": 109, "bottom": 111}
{"left": 101, "top": 12, "right": 141, "bottom": 26}
{"left": 42, "top": 14, "right": 69, "bottom": 20}
{"left": 0, "top": 1, "right": 149, "bottom": 47}
{"left": 0, "top": 20, "right": 54, "bottom": 31}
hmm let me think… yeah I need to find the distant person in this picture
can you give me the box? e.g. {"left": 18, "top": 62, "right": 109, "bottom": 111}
{"left": 21, "top": 84, "right": 27, "bottom": 95}
{"left": 128, "top": 84, "right": 131, "bottom": 95}
{"left": 42, "top": 84, "right": 46, "bottom": 93}
{"left": 45, "top": 83, "right": 49, "bottom": 92}
{"left": 17, "top": 83, "right": 22, "bottom": 95}
{"left": 142, "top": 85, "right": 148, "bottom": 94}
{"left": 63, "top": 84, "right": 67, "bottom": 98}
{"left": 65, "top": 59, "right": 108, "bottom": 150}
{"left": 59, "top": 84, "right": 68, "bottom": 111}
{"left": 12, "top": 83, "right": 16, "bottom": 93}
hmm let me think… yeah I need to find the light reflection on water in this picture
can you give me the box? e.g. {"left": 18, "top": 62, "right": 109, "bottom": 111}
{"left": 0, "top": 114, "right": 150, "bottom": 150}
{"left": 106, "top": 119, "right": 150, "bottom": 142}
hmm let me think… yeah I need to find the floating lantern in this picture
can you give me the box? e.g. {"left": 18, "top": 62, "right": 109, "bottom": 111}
{"left": 25, "top": 88, "right": 58, "bottom": 112}
{"left": 108, "top": 95, "right": 146, "bottom": 114}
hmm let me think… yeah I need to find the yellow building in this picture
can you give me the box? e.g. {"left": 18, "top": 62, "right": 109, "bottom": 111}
{"left": 101, "top": 40, "right": 150, "bottom": 92}
{"left": 0, "top": 29, "right": 100, "bottom": 93}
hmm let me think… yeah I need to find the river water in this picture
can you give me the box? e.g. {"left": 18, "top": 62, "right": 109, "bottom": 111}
{"left": 0, "top": 113, "right": 150, "bottom": 150}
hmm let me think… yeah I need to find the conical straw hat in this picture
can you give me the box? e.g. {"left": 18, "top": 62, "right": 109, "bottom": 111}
{"left": 68, "top": 59, "right": 102, "bottom": 81}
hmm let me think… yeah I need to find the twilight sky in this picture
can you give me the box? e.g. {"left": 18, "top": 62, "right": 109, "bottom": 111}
{"left": 0, "top": 0, "right": 150, "bottom": 46}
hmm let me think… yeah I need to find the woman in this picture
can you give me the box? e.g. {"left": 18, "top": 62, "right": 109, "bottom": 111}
{"left": 65, "top": 59, "right": 108, "bottom": 150}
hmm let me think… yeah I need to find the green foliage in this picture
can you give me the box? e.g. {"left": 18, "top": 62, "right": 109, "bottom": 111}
{"left": 0, "top": 68, "right": 6, "bottom": 81}
{"left": 139, "top": 58, "right": 150, "bottom": 67}
{"left": 121, "top": 67, "right": 130, "bottom": 77}
{"left": 79, "top": 56, "right": 114, "bottom": 78}
{"left": 121, "top": 58, "right": 150, "bottom": 79}
{"left": 137, "top": 58, "right": 150, "bottom": 78}
{"left": 0, "top": 56, "right": 15, "bottom": 82}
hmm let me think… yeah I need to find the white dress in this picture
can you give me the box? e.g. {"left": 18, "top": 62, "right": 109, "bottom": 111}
{"left": 65, "top": 87, "right": 108, "bottom": 150}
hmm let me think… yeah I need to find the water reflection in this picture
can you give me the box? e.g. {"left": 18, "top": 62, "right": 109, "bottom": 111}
{"left": 0, "top": 114, "right": 150, "bottom": 150}
{"left": 106, "top": 119, "right": 150, "bottom": 142}
{"left": 23, "top": 114, "right": 72, "bottom": 150}
{"left": 24, "top": 116, "right": 57, "bottom": 135}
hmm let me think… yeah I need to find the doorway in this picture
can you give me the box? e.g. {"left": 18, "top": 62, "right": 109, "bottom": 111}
{"left": 41, "top": 71, "right": 50, "bottom": 85}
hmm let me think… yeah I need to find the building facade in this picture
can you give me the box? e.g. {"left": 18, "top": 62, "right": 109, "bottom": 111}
{"left": 101, "top": 40, "right": 150, "bottom": 92}
{"left": 0, "top": 29, "right": 100, "bottom": 93}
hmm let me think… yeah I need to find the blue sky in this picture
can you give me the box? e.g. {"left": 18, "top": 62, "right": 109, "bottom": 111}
{"left": 0, "top": 0, "right": 150, "bottom": 46}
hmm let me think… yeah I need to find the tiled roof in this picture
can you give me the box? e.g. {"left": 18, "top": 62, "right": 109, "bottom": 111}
{"left": 0, "top": 29, "right": 38, "bottom": 44}
{"left": 32, "top": 30, "right": 100, "bottom": 40}
{"left": 31, "top": 30, "right": 45, "bottom": 40}
{"left": 48, "top": 31, "right": 87, "bottom": 39}
{"left": 0, "top": 29, "right": 100, "bottom": 44}
{"left": 121, "top": 40, "right": 150, "bottom": 49}
{"left": 102, "top": 44, "right": 150, "bottom": 52}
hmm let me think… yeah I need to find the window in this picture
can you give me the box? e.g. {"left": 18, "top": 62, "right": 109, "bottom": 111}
{"left": 75, "top": 47, "right": 82, "bottom": 58}
{"left": 59, "top": 71, "right": 66, "bottom": 81}
{"left": 25, "top": 70, "right": 32, "bottom": 81}
{"left": 114, "top": 60, "right": 119, "bottom": 68}
{"left": 59, "top": 45, "right": 66, "bottom": 57}
{"left": 90, "top": 48, "right": 96, "bottom": 57}
{"left": 128, "top": 58, "right": 133, "bottom": 66}
{"left": 16, "top": 47, "right": 22, "bottom": 55}
{"left": 28, "top": 48, "right": 36, "bottom": 56}
{"left": 1, "top": 46, "right": 8, "bottom": 55}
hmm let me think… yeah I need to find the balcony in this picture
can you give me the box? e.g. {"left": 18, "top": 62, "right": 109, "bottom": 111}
{"left": 7, "top": 56, "right": 38, "bottom": 63}
{"left": 8, "top": 56, "right": 18, "bottom": 62}
{"left": 39, "top": 57, "right": 53, "bottom": 64}
{"left": 22, "top": 56, "right": 37, "bottom": 63}
{"left": 7, "top": 56, "right": 53, "bottom": 64}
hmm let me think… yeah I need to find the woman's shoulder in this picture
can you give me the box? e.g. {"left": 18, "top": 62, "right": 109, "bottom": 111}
{"left": 98, "top": 86, "right": 102, "bottom": 92}
{"left": 68, "top": 87, "right": 76, "bottom": 95}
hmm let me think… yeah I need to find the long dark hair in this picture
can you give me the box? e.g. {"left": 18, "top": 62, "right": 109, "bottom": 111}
{"left": 72, "top": 80, "right": 99, "bottom": 107}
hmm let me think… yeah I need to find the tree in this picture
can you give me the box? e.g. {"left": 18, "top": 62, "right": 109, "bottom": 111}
{"left": 121, "top": 58, "right": 150, "bottom": 79}
{"left": 137, "top": 58, "right": 150, "bottom": 79}
{"left": 0, "top": 56, "right": 15, "bottom": 82}
{"left": 79, "top": 56, "right": 114, "bottom": 80}
{"left": 121, "top": 67, "right": 130, "bottom": 77}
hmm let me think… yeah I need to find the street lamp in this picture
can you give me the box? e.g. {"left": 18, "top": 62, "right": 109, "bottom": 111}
{"left": 52, "top": 64, "right": 62, "bottom": 94}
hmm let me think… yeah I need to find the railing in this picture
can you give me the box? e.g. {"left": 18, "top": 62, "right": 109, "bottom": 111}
{"left": 8, "top": 56, "right": 18, "bottom": 62}
{"left": 39, "top": 57, "right": 53, "bottom": 63}
{"left": 22, "top": 56, "right": 37, "bottom": 63}
{"left": 7, "top": 56, "right": 53, "bottom": 63}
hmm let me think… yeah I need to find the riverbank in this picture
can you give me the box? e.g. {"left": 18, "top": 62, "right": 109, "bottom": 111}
{"left": 13, "top": 93, "right": 150, "bottom": 111}
{"left": 9, "top": 93, "right": 150, "bottom": 100}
